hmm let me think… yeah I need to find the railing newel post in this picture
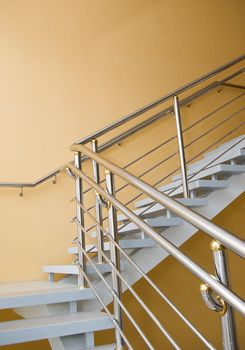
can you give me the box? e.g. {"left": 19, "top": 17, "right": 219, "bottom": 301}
{"left": 210, "top": 240, "right": 238, "bottom": 350}
{"left": 91, "top": 139, "right": 104, "bottom": 263}
{"left": 173, "top": 95, "right": 189, "bottom": 198}
{"left": 74, "top": 151, "right": 87, "bottom": 288}
{"left": 105, "top": 169, "right": 124, "bottom": 350}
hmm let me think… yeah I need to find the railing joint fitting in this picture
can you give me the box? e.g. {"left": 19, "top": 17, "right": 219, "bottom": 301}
{"left": 210, "top": 239, "right": 225, "bottom": 252}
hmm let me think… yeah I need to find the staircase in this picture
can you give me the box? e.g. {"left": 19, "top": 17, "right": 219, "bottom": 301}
{"left": 0, "top": 56, "right": 245, "bottom": 350}
{"left": 41, "top": 134, "right": 245, "bottom": 313}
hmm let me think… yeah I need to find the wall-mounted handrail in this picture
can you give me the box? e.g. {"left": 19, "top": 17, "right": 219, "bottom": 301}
{"left": 75, "top": 55, "right": 245, "bottom": 145}
{"left": 0, "top": 55, "right": 244, "bottom": 189}
{"left": 66, "top": 159, "right": 245, "bottom": 316}
{"left": 70, "top": 144, "right": 245, "bottom": 260}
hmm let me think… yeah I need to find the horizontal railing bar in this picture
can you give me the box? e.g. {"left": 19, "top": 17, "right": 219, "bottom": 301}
{"left": 138, "top": 129, "right": 245, "bottom": 215}
{"left": 85, "top": 120, "right": 244, "bottom": 235}
{"left": 83, "top": 92, "right": 244, "bottom": 210}
{"left": 67, "top": 163, "right": 245, "bottom": 315}
{"left": 77, "top": 198, "right": 216, "bottom": 350}
{"left": 117, "top": 103, "right": 242, "bottom": 192}
{"left": 70, "top": 145, "right": 245, "bottom": 259}
{"left": 77, "top": 245, "right": 156, "bottom": 350}
{"left": 116, "top": 122, "right": 245, "bottom": 234}
{"left": 86, "top": 68, "right": 245, "bottom": 154}
{"left": 75, "top": 56, "right": 245, "bottom": 145}
{"left": 122, "top": 120, "right": 245, "bottom": 212}
{"left": 80, "top": 117, "right": 245, "bottom": 233}
{"left": 113, "top": 95, "right": 245, "bottom": 193}
{"left": 1, "top": 66, "right": 244, "bottom": 190}
{"left": 122, "top": 130, "right": 245, "bottom": 229}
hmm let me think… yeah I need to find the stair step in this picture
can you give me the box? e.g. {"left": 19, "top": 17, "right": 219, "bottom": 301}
{"left": 117, "top": 217, "right": 182, "bottom": 234}
{"left": 159, "top": 179, "right": 228, "bottom": 193}
{"left": 0, "top": 311, "right": 113, "bottom": 346}
{"left": 204, "top": 134, "right": 245, "bottom": 158}
{"left": 0, "top": 285, "right": 94, "bottom": 309}
{"left": 136, "top": 180, "right": 228, "bottom": 207}
{"left": 43, "top": 262, "right": 125, "bottom": 276}
{"left": 87, "top": 345, "right": 115, "bottom": 350}
{"left": 203, "top": 141, "right": 245, "bottom": 161}
{"left": 172, "top": 164, "right": 245, "bottom": 181}
{"left": 145, "top": 216, "right": 182, "bottom": 227}
{"left": 188, "top": 148, "right": 245, "bottom": 172}
{"left": 135, "top": 197, "right": 207, "bottom": 210}
{"left": 69, "top": 238, "right": 155, "bottom": 254}
{"left": 91, "top": 216, "right": 182, "bottom": 238}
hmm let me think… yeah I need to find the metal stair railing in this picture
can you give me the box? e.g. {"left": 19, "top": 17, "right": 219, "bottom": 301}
{"left": 1, "top": 55, "right": 245, "bottom": 349}
{"left": 0, "top": 55, "right": 244, "bottom": 194}
{"left": 65, "top": 143, "right": 245, "bottom": 350}
{"left": 106, "top": 131, "right": 245, "bottom": 241}
{"left": 82, "top": 93, "right": 244, "bottom": 236}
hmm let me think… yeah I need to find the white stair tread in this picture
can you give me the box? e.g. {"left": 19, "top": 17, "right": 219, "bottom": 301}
{"left": 87, "top": 345, "right": 115, "bottom": 350}
{"left": 135, "top": 197, "right": 207, "bottom": 209}
{"left": 117, "top": 217, "right": 182, "bottom": 234}
{"left": 204, "top": 134, "right": 245, "bottom": 158}
{"left": 118, "top": 207, "right": 147, "bottom": 221}
{"left": 159, "top": 179, "right": 228, "bottom": 193}
{"left": 0, "top": 311, "right": 113, "bottom": 346}
{"left": 69, "top": 238, "right": 155, "bottom": 254}
{"left": 136, "top": 180, "right": 228, "bottom": 207}
{"left": 43, "top": 262, "right": 125, "bottom": 275}
{"left": 188, "top": 148, "right": 245, "bottom": 172}
{"left": 172, "top": 163, "right": 245, "bottom": 181}
{"left": 145, "top": 216, "right": 182, "bottom": 227}
{"left": 91, "top": 215, "right": 182, "bottom": 238}
{"left": 0, "top": 285, "right": 94, "bottom": 309}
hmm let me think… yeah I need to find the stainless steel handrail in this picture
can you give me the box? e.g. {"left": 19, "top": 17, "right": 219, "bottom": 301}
{"left": 77, "top": 261, "right": 133, "bottom": 350}
{"left": 67, "top": 160, "right": 245, "bottom": 316}
{"left": 118, "top": 121, "right": 244, "bottom": 215}
{"left": 75, "top": 56, "right": 245, "bottom": 145}
{"left": 80, "top": 92, "right": 245, "bottom": 216}
{"left": 70, "top": 144, "right": 245, "bottom": 259}
{"left": 74, "top": 236, "right": 180, "bottom": 349}
{"left": 124, "top": 132, "right": 245, "bottom": 223}
{"left": 88, "top": 68, "right": 244, "bottom": 153}
{"left": 77, "top": 246, "right": 156, "bottom": 350}
{"left": 75, "top": 198, "right": 216, "bottom": 350}
{"left": 0, "top": 56, "right": 244, "bottom": 189}
{"left": 109, "top": 124, "right": 245, "bottom": 236}
{"left": 82, "top": 119, "right": 244, "bottom": 239}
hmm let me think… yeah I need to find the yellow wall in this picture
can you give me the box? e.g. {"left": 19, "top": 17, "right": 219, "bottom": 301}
{"left": 0, "top": 0, "right": 244, "bottom": 282}
{"left": 96, "top": 193, "right": 245, "bottom": 349}
{"left": 0, "top": 2, "right": 244, "bottom": 350}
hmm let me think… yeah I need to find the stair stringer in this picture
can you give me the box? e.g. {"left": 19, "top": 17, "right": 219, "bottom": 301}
{"left": 80, "top": 172, "right": 245, "bottom": 313}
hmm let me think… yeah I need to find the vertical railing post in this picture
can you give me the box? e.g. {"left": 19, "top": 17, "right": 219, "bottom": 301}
{"left": 173, "top": 95, "right": 189, "bottom": 198}
{"left": 91, "top": 139, "right": 104, "bottom": 263}
{"left": 210, "top": 240, "right": 238, "bottom": 350}
{"left": 105, "top": 170, "right": 124, "bottom": 350}
{"left": 74, "top": 151, "right": 87, "bottom": 288}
